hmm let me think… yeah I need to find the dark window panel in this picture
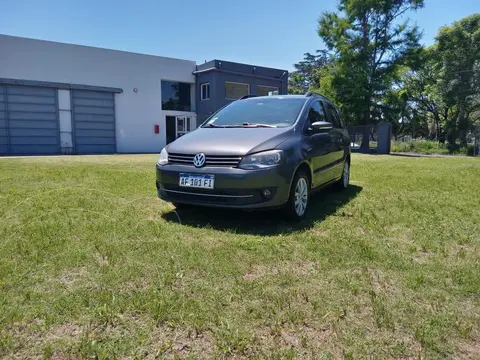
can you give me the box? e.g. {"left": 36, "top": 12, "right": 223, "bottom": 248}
{"left": 161, "top": 80, "right": 191, "bottom": 111}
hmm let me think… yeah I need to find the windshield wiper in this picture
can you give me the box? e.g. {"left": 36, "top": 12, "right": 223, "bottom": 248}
{"left": 241, "top": 122, "right": 277, "bottom": 128}
{"left": 203, "top": 123, "right": 238, "bottom": 128}
{"left": 203, "top": 123, "right": 277, "bottom": 128}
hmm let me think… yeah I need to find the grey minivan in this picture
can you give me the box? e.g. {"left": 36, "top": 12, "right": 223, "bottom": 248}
{"left": 155, "top": 92, "right": 351, "bottom": 220}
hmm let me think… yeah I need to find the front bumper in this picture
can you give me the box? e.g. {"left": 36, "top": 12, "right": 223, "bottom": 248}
{"left": 155, "top": 163, "right": 292, "bottom": 209}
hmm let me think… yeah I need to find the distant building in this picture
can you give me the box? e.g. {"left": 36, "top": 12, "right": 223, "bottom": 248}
{"left": 0, "top": 35, "right": 288, "bottom": 155}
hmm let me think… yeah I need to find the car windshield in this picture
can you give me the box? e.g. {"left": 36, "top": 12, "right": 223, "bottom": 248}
{"left": 202, "top": 97, "right": 307, "bottom": 128}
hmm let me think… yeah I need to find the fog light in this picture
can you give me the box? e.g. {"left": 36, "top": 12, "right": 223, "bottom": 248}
{"left": 262, "top": 189, "right": 272, "bottom": 198}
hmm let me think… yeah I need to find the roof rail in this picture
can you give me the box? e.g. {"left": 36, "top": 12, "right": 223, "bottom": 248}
{"left": 305, "top": 91, "right": 334, "bottom": 104}
{"left": 239, "top": 94, "right": 257, "bottom": 100}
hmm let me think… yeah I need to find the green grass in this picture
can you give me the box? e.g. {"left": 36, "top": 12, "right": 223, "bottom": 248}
{"left": 391, "top": 140, "right": 475, "bottom": 156}
{"left": 0, "top": 154, "right": 479, "bottom": 359}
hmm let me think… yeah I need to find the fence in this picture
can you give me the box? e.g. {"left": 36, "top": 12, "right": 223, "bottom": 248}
{"left": 347, "top": 123, "right": 392, "bottom": 154}
{"left": 347, "top": 124, "right": 480, "bottom": 156}
{"left": 391, "top": 129, "right": 480, "bottom": 157}
{"left": 474, "top": 126, "right": 480, "bottom": 156}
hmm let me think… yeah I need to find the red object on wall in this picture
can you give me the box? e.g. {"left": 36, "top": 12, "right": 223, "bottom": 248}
{"left": 154, "top": 125, "right": 159, "bottom": 134}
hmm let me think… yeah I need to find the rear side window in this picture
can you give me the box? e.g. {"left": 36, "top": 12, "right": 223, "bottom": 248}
{"left": 307, "top": 101, "right": 327, "bottom": 125}
{"left": 324, "top": 102, "right": 343, "bottom": 128}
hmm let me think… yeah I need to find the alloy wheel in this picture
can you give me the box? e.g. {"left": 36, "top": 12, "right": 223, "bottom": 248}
{"left": 343, "top": 162, "right": 350, "bottom": 188}
{"left": 294, "top": 177, "right": 308, "bottom": 216}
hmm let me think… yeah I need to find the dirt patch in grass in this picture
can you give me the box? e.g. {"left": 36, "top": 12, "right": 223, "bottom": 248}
{"left": 119, "top": 278, "right": 150, "bottom": 293}
{"left": 412, "top": 249, "right": 433, "bottom": 264}
{"left": 146, "top": 325, "right": 214, "bottom": 359}
{"left": 57, "top": 267, "right": 89, "bottom": 287}
{"left": 46, "top": 323, "right": 83, "bottom": 342}
{"left": 243, "top": 260, "right": 319, "bottom": 281}
{"left": 456, "top": 339, "right": 480, "bottom": 360}
{"left": 1, "top": 321, "right": 84, "bottom": 359}
{"left": 368, "top": 268, "right": 401, "bottom": 297}
{"left": 255, "top": 324, "right": 341, "bottom": 358}
{"left": 242, "top": 273, "right": 262, "bottom": 281}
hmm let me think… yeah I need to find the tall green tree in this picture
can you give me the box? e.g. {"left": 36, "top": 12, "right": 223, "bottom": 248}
{"left": 288, "top": 50, "right": 331, "bottom": 94}
{"left": 401, "top": 47, "right": 451, "bottom": 141}
{"left": 317, "top": 0, "right": 424, "bottom": 148}
{"left": 435, "top": 13, "right": 480, "bottom": 146}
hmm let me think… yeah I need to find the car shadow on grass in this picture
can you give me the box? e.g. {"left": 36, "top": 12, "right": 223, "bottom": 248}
{"left": 161, "top": 185, "right": 363, "bottom": 236}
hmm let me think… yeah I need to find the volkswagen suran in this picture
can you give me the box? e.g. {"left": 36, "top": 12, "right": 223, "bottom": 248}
{"left": 156, "top": 92, "right": 351, "bottom": 220}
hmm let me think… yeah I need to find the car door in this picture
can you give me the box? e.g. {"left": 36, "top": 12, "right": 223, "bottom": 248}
{"left": 324, "top": 101, "right": 348, "bottom": 179}
{"left": 302, "top": 100, "right": 335, "bottom": 188}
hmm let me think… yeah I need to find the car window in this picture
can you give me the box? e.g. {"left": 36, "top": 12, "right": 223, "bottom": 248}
{"left": 307, "top": 101, "right": 327, "bottom": 125}
{"left": 324, "top": 102, "right": 343, "bottom": 128}
{"left": 335, "top": 107, "right": 346, "bottom": 128}
{"left": 203, "top": 97, "right": 307, "bottom": 128}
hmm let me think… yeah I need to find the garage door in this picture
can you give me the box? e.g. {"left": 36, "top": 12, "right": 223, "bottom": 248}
{"left": 0, "top": 86, "right": 6, "bottom": 154}
{"left": 72, "top": 90, "right": 116, "bottom": 154}
{"left": 0, "top": 85, "right": 60, "bottom": 155}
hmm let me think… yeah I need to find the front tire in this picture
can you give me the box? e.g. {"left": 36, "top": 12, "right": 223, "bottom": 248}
{"left": 172, "top": 202, "right": 191, "bottom": 209}
{"left": 335, "top": 160, "right": 350, "bottom": 191}
{"left": 284, "top": 171, "right": 310, "bottom": 221}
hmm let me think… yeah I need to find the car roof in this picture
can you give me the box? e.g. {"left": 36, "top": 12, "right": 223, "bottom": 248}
{"left": 242, "top": 95, "right": 307, "bottom": 100}
{"left": 240, "top": 93, "right": 335, "bottom": 105}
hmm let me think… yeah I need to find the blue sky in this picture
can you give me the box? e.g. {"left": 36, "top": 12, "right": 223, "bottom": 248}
{"left": 1, "top": 0, "right": 479, "bottom": 71}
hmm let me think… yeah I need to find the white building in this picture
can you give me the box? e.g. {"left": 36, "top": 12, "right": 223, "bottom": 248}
{"left": 0, "top": 34, "right": 197, "bottom": 154}
{"left": 0, "top": 34, "right": 288, "bottom": 155}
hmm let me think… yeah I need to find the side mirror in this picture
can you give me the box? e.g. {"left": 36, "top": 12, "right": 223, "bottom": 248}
{"left": 310, "top": 121, "right": 333, "bottom": 132}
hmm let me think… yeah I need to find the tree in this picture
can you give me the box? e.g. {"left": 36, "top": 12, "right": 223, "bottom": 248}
{"left": 398, "top": 14, "right": 480, "bottom": 147}
{"left": 435, "top": 13, "right": 480, "bottom": 146}
{"left": 401, "top": 47, "right": 451, "bottom": 141}
{"left": 288, "top": 50, "right": 331, "bottom": 94}
{"left": 317, "top": 0, "right": 424, "bottom": 149}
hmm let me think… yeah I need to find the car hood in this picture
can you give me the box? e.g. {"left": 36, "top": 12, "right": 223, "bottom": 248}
{"left": 166, "top": 127, "right": 293, "bottom": 156}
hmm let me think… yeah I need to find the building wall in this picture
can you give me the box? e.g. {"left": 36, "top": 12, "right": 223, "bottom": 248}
{"left": 0, "top": 35, "right": 196, "bottom": 153}
{"left": 195, "top": 60, "right": 288, "bottom": 125}
{"left": 196, "top": 71, "right": 221, "bottom": 125}
{"left": 216, "top": 72, "right": 286, "bottom": 108}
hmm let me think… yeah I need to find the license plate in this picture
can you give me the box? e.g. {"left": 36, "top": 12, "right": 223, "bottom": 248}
{"left": 179, "top": 173, "right": 215, "bottom": 189}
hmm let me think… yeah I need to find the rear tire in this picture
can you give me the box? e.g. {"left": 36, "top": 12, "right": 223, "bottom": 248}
{"left": 284, "top": 171, "right": 310, "bottom": 221}
{"left": 335, "top": 160, "right": 350, "bottom": 191}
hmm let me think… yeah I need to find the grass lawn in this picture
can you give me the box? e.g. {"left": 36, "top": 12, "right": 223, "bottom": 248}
{"left": 0, "top": 154, "right": 479, "bottom": 359}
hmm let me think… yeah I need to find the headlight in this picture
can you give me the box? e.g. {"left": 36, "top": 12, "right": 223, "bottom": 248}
{"left": 157, "top": 147, "right": 168, "bottom": 165}
{"left": 238, "top": 150, "right": 283, "bottom": 170}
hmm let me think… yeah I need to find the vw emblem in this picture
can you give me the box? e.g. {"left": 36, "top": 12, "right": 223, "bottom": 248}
{"left": 193, "top": 153, "right": 206, "bottom": 168}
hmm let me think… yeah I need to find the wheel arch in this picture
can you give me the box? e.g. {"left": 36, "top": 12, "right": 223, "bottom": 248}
{"left": 291, "top": 161, "right": 313, "bottom": 188}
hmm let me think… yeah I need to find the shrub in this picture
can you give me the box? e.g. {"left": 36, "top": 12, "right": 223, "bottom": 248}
{"left": 391, "top": 140, "right": 473, "bottom": 156}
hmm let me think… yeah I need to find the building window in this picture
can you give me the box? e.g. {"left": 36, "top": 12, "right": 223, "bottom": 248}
{"left": 201, "top": 83, "right": 210, "bottom": 100}
{"left": 176, "top": 116, "right": 193, "bottom": 137}
{"left": 257, "top": 85, "right": 279, "bottom": 96}
{"left": 161, "top": 80, "right": 192, "bottom": 111}
{"left": 225, "top": 81, "right": 249, "bottom": 100}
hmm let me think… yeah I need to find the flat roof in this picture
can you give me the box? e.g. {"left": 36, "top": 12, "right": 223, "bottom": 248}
{"left": 1, "top": 34, "right": 287, "bottom": 73}
{"left": 0, "top": 34, "right": 196, "bottom": 64}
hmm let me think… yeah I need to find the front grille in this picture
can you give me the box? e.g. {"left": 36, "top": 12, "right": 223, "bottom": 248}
{"left": 156, "top": 181, "right": 278, "bottom": 206}
{"left": 163, "top": 184, "right": 255, "bottom": 196}
{"left": 168, "top": 153, "right": 242, "bottom": 167}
